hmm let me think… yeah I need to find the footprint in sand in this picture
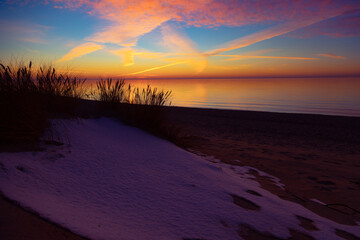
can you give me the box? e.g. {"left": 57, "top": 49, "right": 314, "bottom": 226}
{"left": 246, "top": 189, "right": 262, "bottom": 197}
{"left": 336, "top": 229, "right": 360, "bottom": 240}
{"left": 296, "top": 215, "right": 318, "bottom": 231}
{"left": 230, "top": 194, "right": 260, "bottom": 211}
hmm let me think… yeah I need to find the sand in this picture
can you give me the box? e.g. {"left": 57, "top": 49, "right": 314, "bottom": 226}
{"left": 0, "top": 195, "right": 88, "bottom": 240}
{"left": 1, "top": 105, "right": 360, "bottom": 239}
{"left": 164, "top": 106, "right": 360, "bottom": 227}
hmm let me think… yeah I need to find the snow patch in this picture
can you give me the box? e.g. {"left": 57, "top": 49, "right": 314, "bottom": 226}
{"left": 310, "top": 198, "right": 327, "bottom": 205}
{"left": 0, "top": 118, "right": 359, "bottom": 240}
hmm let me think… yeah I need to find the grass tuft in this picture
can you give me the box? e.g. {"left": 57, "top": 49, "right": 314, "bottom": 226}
{"left": 95, "top": 79, "right": 179, "bottom": 141}
{"left": 96, "top": 78, "right": 129, "bottom": 103}
{"left": 0, "top": 61, "right": 86, "bottom": 147}
{"left": 131, "top": 85, "right": 172, "bottom": 106}
{"left": 95, "top": 79, "right": 172, "bottom": 106}
{"left": 0, "top": 61, "right": 181, "bottom": 150}
{"left": 37, "top": 65, "right": 86, "bottom": 98}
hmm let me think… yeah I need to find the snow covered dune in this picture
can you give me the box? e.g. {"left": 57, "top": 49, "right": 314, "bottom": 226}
{"left": 0, "top": 118, "right": 359, "bottom": 240}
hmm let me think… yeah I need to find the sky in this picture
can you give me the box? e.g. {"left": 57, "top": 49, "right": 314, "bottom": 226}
{"left": 0, "top": 0, "right": 360, "bottom": 79}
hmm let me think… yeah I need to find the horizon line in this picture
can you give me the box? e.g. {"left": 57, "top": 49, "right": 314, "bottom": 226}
{"left": 85, "top": 74, "right": 360, "bottom": 81}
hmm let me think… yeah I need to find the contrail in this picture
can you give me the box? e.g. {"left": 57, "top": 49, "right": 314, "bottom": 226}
{"left": 126, "top": 61, "right": 188, "bottom": 75}
{"left": 204, "top": 8, "right": 349, "bottom": 56}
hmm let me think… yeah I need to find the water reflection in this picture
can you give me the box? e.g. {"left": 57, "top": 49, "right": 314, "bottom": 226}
{"left": 87, "top": 78, "right": 360, "bottom": 117}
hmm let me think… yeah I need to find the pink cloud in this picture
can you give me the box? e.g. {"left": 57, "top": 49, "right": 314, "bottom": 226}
{"left": 49, "top": 0, "right": 359, "bottom": 49}
{"left": 218, "top": 55, "right": 318, "bottom": 61}
{"left": 29, "top": 1, "right": 358, "bottom": 69}
{"left": 204, "top": 6, "right": 349, "bottom": 56}
{"left": 161, "top": 23, "right": 207, "bottom": 73}
{"left": 54, "top": 0, "right": 359, "bottom": 28}
{"left": 317, "top": 53, "right": 346, "bottom": 59}
{"left": 287, "top": 10, "right": 360, "bottom": 38}
{"left": 0, "top": 20, "right": 50, "bottom": 44}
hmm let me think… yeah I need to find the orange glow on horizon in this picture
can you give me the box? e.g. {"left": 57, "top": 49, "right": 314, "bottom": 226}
{"left": 3, "top": 1, "right": 359, "bottom": 78}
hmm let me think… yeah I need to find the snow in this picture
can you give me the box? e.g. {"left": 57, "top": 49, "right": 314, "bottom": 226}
{"left": 310, "top": 199, "right": 327, "bottom": 206}
{"left": 0, "top": 118, "right": 359, "bottom": 240}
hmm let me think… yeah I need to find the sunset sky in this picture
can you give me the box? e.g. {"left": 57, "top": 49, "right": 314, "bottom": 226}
{"left": 1, "top": 0, "right": 360, "bottom": 79}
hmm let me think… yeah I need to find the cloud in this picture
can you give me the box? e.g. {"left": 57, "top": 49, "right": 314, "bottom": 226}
{"left": 287, "top": 10, "right": 360, "bottom": 38}
{"left": 241, "top": 49, "right": 280, "bottom": 56}
{"left": 40, "top": 0, "right": 359, "bottom": 73}
{"left": 110, "top": 48, "right": 136, "bottom": 66}
{"left": 57, "top": 42, "right": 103, "bottom": 62}
{"left": 161, "top": 23, "right": 207, "bottom": 73}
{"left": 218, "top": 55, "right": 318, "bottom": 61}
{"left": 126, "top": 61, "right": 188, "bottom": 75}
{"left": 204, "top": 6, "right": 351, "bottom": 56}
{"left": 111, "top": 48, "right": 171, "bottom": 67}
{"left": 0, "top": 20, "right": 50, "bottom": 44}
{"left": 210, "top": 49, "right": 318, "bottom": 61}
{"left": 53, "top": 0, "right": 360, "bottom": 47}
{"left": 317, "top": 53, "right": 346, "bottom": 59}
{"left": 110, "top": 23, "right": 209, "bottom": 75}
{"left": 161, "top": 24, "right": 198, "bottom": 54}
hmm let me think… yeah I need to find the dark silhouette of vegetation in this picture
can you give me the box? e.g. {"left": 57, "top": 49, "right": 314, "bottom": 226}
{"left": 96, "top": 79, "right": 129, "bottom": 103}
{"left": 95, "top": 79, "right": 179, "bottom": 141}
{"left": 0, "top": 62, "right": 86, "bottom": 147}
{"left": 96, "top": 78, "right": 172, "bottom": 106}
{"left": 0, "top": 62, "right": 180, "bottom": 150}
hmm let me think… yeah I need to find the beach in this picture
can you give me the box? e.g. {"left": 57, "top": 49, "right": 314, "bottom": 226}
{"left": 165, "top": 107, "right": 360, "bottom": 226}
{"left": 1, "top": 105, "right": 360, "bottom": 239}
{"left": 0, "top": 195, "right": 88, "bottom": 240}
{"left": 2, "top": 0, "right": 360, "bottom": 238}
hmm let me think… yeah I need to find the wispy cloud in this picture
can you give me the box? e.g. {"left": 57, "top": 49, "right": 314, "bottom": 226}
{"left": 110, "top": 49, "right": 169, "bottom": 66}
{"left": 241, "top": 49, "right": 280, "bottom": 56}
{"left": 214, "top": 49, "right": 318, "bottom": 61}
{"left": 44, "top": 0, "right": 359, "bottom": 75}
{"left": 56, "top": 0, "right": 360, "bottom": 28}
{"left": 287, "top": 10, "right": 360, "bottom": 38}
{"left": 218, "top": 55, "right": 318, "bottom": 61}
{"left": 0, "top": 20, "right": 50, "bottom": 44}
{"left": 53, "top": 1, "right": 357, "bottom": 47}
{"left": 110, "top": 48, "right": 136, "bottom": 66}
{"left": 57, "top": 42, "right": 103, "bottom": 62}
{"left": 161, "top": 24, "right": 198, "bottom": 54}
{"left": 317, "top": 53, "right": 346, "bottom": 59}
{"left": 204, "top": 6, "right": 351, "bottom": 56}
{"left": 161, "top": 23, "right": 207, "bottom": 73}
{"left": 126, "top": 61, "right": 188, "bottom": 75}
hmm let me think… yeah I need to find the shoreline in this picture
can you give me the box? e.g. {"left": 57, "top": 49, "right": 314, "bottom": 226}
{"left": 164, "top": 106, "right": 360, "bottom": 224}
{"left": 167, "top": 105, "right": 360, "bottom": 118}
{"left": 1, "top": 104, "right": 360, "bottom": 239}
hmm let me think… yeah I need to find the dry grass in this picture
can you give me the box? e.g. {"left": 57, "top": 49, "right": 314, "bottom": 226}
{"left": 0, "top": 62, "right": 180, "bottom": 148}
{"left": 96, "top": 79, "right": 129, "bottom": 103}
{"left": 0, "top": 62, "right": 86, "bottom": 146}
{"left": 131, "top": 85, "right": 172, "bottom": 106}
{"left": 95, "top": 78, "right": 172, "bottom": 106}
{"left": 95, "top": 79, "right": 179, "bottom": 141}
{"left": 37, "top": 66, "right": 86, "bottom": 98}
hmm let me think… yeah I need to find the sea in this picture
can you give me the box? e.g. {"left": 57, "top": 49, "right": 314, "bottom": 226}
{"left": 90, "top": 77, "right": 360, "bottom": 117}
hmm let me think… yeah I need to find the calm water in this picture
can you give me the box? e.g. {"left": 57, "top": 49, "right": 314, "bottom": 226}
{"left": 91, "top": 78, "right": 360, "bottom": 117}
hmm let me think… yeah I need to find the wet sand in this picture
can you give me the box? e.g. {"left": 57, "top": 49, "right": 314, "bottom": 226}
{"left": 1, "top": 105, "right": 360, "bottom": 239}
{"left": 164, "top": 106, "right": 360, "bottom": 227}
{"left": 0, "top": 195, "right": 88, "bottom": 240}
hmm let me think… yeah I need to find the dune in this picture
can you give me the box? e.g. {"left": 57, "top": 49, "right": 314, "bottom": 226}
{"left": 0, "top": 114, "right": 359, "bottom": 240}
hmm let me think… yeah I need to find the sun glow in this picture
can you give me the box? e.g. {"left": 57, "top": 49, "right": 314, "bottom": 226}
{"left": 1, "top": 1, "right": 359, "bottom": 78}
